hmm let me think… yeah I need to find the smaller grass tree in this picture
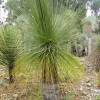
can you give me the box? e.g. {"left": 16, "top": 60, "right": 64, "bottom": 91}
{"left": 0, "top": 26, "right": 22, "bottom": 83}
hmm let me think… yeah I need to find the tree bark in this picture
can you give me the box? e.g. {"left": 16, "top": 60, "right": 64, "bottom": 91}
{"left": 97, "top": 71, "right": 100, "bottom": 88}
{"left": 88, "top": 37, "right": 92, "bottom": 56}
{"left": 41, "top": 62, "right": 61, "bottom": 100}
{"left": 8, "top": 65, "right": 14, "bottom": 83}
{"left": 41, "top": 83, "right": 61, "bottom": 100}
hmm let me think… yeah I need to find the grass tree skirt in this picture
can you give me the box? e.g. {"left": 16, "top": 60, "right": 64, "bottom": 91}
{"left": 41, "top": 83, "right": 62, "bottom": 100}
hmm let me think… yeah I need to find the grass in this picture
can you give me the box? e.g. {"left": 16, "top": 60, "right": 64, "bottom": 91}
{"left": 96, "top": 95, "right": 100, "bottom": 100}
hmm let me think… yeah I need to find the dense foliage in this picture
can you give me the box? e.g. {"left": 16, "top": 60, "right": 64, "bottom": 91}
{"left": 0, "top": 26, "right": 22, "bottom": 83}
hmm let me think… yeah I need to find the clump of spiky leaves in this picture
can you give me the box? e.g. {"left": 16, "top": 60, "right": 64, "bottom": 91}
{"left": 0, "top": 26, "right": 22, "bottom": 83}
{"left": 14, "top": 0, "right": 84, "bottom": 85}
{"left": 8, "top": 0, "right": 84, "bottom": 87}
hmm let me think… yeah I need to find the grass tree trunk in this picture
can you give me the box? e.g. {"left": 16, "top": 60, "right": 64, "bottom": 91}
{"left": 41, "top": 59, "right": 61, "bottom": 100}
{"left": 88, "top": 37, "right": 92, "bottom": 56}
{"left": 8, "top": 64, "right": 14, "bottom": 83}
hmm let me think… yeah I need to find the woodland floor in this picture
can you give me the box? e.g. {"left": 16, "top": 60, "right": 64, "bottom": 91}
{"left": 0, "top": 57, "right": 100, "bottom": 100}
{"left": 73, "top": 58, "right": 100, "bottom": 100}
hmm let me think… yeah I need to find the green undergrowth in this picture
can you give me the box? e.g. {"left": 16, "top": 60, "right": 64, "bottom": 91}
{"left": 96, "top": 95, "right": 100, "bottom": 100}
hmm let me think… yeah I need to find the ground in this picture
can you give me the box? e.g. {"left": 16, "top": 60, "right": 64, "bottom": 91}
{"left": 0, "top": 57, "right": 100, "bottom": 100}
{"left": 74, "top": 64, "right": 100, "bottom": 100}
{"left": 70, "top": 58, "right": 100, "bottom": 100}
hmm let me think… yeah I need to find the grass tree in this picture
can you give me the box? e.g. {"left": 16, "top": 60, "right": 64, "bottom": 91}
{"left": 7, "top": 0, "right": 84, "bottom": 99}
{"left": 19, "top": 0, "right": 83, "bottom": 99}
{"left": 0, "top": 26, "right": 22, "bottom": 83}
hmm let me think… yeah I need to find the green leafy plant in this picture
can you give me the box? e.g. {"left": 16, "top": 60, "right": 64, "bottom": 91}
{"left": 0, "top": 26, "right": 22, "bottom": 83}
{"left": 6, "top": 0, "right": 84, "bottom": 99}
{"left": 18, "top": 0, "right": 83, "bottom": 84}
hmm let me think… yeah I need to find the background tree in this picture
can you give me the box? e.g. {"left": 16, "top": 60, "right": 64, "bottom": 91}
{"left": 92, "top": 0, "right": 100, "bottom": 15}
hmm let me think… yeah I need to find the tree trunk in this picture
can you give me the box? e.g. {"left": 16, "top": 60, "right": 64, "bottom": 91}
{"left": 88, "top": 37, "right": 92, "bottom": 56}
{"left": 41, "top": 83, "right": 61, "bottom": 100}
{"left": 9, "top": 65, "right": 14, "bottom": 83}
{"left": 41, "top": 61, "right": 61, "bottom": 100}
{"left": 97, "top": 71, "right": 100, "bottom": 88}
